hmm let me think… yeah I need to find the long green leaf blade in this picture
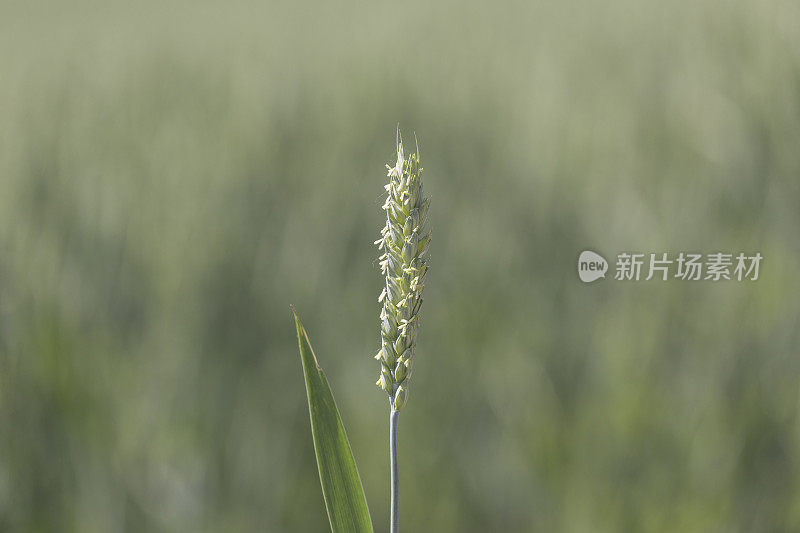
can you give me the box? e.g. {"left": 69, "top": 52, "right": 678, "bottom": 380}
{"left": 292, "top": 309, "right": 373, "bottom": 533}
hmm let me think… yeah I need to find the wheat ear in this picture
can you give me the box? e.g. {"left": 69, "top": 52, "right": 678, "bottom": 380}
{"left": 374, "top": 128, "right": 429, "bottom": 533}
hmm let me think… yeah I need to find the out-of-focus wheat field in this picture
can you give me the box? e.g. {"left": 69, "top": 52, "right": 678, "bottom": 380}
{"left": 1, "top": 0, "right": 799, "bottom": 531}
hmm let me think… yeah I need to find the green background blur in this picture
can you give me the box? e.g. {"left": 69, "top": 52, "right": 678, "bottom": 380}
{"left": 2, "top": 0, "right": 799, "bottom": 531}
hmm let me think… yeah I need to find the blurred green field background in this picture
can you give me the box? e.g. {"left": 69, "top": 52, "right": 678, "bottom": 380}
{"left": 1, "top": 0, "right": 800, "bottom": 531}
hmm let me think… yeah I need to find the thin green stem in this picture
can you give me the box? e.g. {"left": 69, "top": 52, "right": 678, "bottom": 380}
{"left": 390, "top": 407, "right": 400, "bottom": 533}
